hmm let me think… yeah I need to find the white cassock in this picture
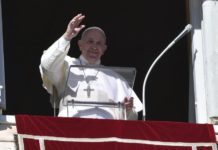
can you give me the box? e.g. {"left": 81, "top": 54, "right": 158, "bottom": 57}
{"left": 59, "top": 66, "right": 141, "bottom": 120}
{"left": 40, "top": 37, "right": 143, "bottom": 120}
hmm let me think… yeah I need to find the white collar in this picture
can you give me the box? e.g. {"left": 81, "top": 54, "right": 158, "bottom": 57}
{"left": 79, "top": 55, "right": 101, "bottom": 66}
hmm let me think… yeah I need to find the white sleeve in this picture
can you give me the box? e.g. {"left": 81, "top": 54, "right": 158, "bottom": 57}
{"left": 131, "top": 90, "right": 143, "bottom": 113}
{"left": 58, "top": 37, "right": 71, "bottom": 51}
{"left": 127, "top": 91, "right": 143, "bottom": 120}
{"left": 40, "top": 37, "right": 70, "bottom": 71}
{"left": 127, "top": 109, "right": 138, "bottom": 120}
{"left": 39, "top": 37, "right": 70, "bottom": 94}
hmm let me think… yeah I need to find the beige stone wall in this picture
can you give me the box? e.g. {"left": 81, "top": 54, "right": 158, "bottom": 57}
{"left": 0, "top": 115, "right": 18, "bottom": 150}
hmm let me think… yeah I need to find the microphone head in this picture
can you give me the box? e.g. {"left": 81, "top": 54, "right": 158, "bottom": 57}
{"left": 185, "top": 24, "right": 192, "bottom": 32}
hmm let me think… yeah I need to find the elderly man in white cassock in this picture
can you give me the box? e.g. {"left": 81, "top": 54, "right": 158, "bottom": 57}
{"left": 40, "top": 13, "right": 143, "bottom": 120}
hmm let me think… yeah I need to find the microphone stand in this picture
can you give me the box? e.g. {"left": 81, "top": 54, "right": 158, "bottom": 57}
{"left": 142, "top": 24, "right": 192, "bottom": 121}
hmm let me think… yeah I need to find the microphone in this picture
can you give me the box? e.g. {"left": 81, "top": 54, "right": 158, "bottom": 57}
{"left": 142, "top": 24, "right": 192, "bottom": 121}
{"left": 173, "top": 24, "right": 192, "bottom": 44}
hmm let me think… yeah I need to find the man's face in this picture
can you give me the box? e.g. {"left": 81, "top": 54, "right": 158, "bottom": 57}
{"left": 78, "top": 29, "right": 107, "bottom": 64}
